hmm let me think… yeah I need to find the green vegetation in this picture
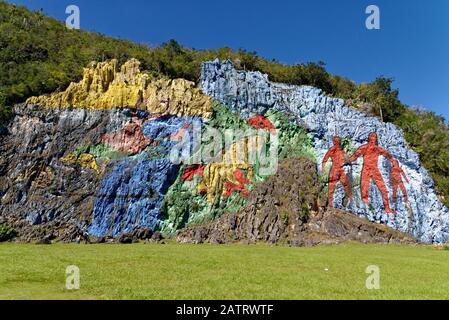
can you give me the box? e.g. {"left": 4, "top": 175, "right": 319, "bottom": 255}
{"left": 0, "top": 224, "right": 16, "bottom": 242}
{"left": 0, "top": 1, "right": 448, "bottom": 205}
{"left": 1, "top": 242, "right": 449, "bottom": 299}
{"left": 265, "top": 109, "right": 316, "bottom": 161}
{"left": 73, "top": 143, "right": 125, "bottom": 161}
{"left": 395, "top": 109, "right": 449, "bottom": 205}
{"left": 161, "top": 173, "right": 248, "bottom": 233}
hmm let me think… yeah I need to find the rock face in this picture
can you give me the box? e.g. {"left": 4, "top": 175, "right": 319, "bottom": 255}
{"left": 160, "top": 102, "right": 315, "bottom": 234}
{"left": 200, "top": 60, "right": 449, "bottom": 243}
{"left": 2, "top": 58, "right": 447, "bottom": 244}
{"left": 0, "top": 104, "right": 127, "bottom": 241}
{"left": 0, "top": 104, "right": 202, "bottom": 240}
{"left": 222, "top": 157, "right": 320, "bottom": 243}
{"left": 100, "top": 115, "right": 152, "bottom": 154}
{"left": 176, "top": 158, "right": 415, "bottom": 246}
{"left": 176, "top": 208, "right": 416, "bottom": 246}
{"left": 85, "top": 114, "right": 202, "bottom": 237}
{"left": 27, "top": 59, "right": 213, "bottom": 118}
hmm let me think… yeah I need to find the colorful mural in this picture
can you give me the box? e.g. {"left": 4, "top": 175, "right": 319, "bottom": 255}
{"left": 323, "top": 132, "right": 409, "bottom": 214}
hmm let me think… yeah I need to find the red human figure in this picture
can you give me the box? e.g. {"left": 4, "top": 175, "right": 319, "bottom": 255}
{"left": 349, "top": 132, "right": 395, "bottom": 214}
{"left": 390, "top": 159, "right": 409, "bottom": 204}
{"left": 321, "top": 136, "right": 352, "bottom": 207}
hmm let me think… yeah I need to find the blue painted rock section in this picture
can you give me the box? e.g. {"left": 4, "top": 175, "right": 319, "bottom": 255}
{"left": 88, "top": 115, "right": 201, "bottom": 237}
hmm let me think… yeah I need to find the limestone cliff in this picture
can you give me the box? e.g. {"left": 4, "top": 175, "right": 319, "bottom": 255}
{"left": 200, "top": 59, "right": 449, "bottom": 243}
{"left": 0, "top": 104, "right": 202, "bottom": 239}
{"left": 0, "top": 104, "right": 128, "bottom": 241}
{"left": 27, "top": 59, "right": 212, "bottom": 118}
{"left": 176, "top": 157, "right": 416, "bottom": 246}
{"left": 2, "top": 58, "right": 447, "bottom": 245}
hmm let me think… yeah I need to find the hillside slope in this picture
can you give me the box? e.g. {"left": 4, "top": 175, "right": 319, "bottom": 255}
{"left": 0, "top": 2, "right": 448, "bottom": 244}
{"left": 1, "top": 1, "right": 448, "bottom": 207}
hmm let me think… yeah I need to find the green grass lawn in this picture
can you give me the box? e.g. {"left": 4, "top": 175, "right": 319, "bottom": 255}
{"left": 0, "top": 242, "right": 448, "bottom": 300}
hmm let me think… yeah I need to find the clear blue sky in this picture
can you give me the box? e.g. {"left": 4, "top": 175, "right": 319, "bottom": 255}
{"left": 9, "top": 0, "right": 449, "bottom": 120}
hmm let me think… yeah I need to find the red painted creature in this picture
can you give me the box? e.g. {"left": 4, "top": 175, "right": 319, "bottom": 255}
{"left": 169, "top": 124, "right": 193, "bottom": 140}
{"left": 181, "top": 164, "right": 205, "bottom": 181}
{"left": 321, "top": 136, "right": 352, "bottom": 207}
{"left": 247, "top": 115, "right": 276, "bottom": 133}
{"left": 390, "top": 159, "right": 409, "bottom": 204}
{"left": 348, "top": 132, "right": 395, "bottom": 213}
{"left": 223, "top": 168, "right": 251, "bottom": 197}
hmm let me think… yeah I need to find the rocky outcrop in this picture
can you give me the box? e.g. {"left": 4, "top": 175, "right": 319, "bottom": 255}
{"left": 27, "top": 59, "right": 213, "bottom": 118}
{"left": 176, "top": 158, "right": 415, "bottom": 246}
{"left": 144, "top": 78, "right": 213, "bottom": 118}
{"left": 0, "top": 103, "right": 202, "bottom": 240}
{"left": 0, "top": 104, "right": 128, "bottom": 241}
{"left": 176, "top": 157, "right": 319, "bottom": 244}
{"left": 86, "top": 115, "right": 202, "bottom": 237}
{"left": 2, "top": 58, "right": 446, "bottom": 245}
{"left": 26, "top": 59, "right": 144, "bottom": 109}
{"left": 160, "top": 102, "right": 315, "bottom": 234}
{"left": 200, "top": 60, "right": 449, "bottom": 243}
{"left": 176, "top": 209, "right": 416, "bottom": 246}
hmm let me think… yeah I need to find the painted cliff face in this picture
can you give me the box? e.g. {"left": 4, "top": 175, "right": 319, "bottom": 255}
{"left": 2, "top": 59, "right": 448, "bottom": 243}
{"left": 200, "top": 59, "right": 449, "bottom": 243}
{"left": 88, "top": 113, "right": 202, "bottom": 237}
{"left": 322, "top": 132, "right": 410, "bottom": 215}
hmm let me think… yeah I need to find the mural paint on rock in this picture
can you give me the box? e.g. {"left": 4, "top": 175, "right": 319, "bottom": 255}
{"left": 160, "top": 102, "right": 315, "bottom": 234}
{"left": 200, "top": 59, "right": 449, "bottom": 243}
{"left": 88, "top": 158, "right": 179, "bottom": 236}
{"left": 101, "top": 114, "right": 153, "bottom": 154}
{"left": 87, "top": 113, "right": 202, "bottom": 237}
{"left": 26, "top": 59, "right": 213, "bottom": 118}
{"left": 161, "top": 103, "right": 260, "bottom": 233}
{"left": 322, "top": 136, "right": 352, "bottom": 207}
{"left": 348, "top": 132, "right": 396, "bottom": 213}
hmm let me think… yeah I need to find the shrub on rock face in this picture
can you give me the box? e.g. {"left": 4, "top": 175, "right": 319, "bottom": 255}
{"left": 0, "top": 224, "right": 17, "bottom": 242}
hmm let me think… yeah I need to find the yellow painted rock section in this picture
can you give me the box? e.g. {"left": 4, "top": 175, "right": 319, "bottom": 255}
{"left": 198, "top": 135, "right": 265, "bottom": 202}
{"left": 27, "top": 59, "right": 212, "bottom": 118}
{"left": 145, "top": 78, "right": 212, "bottom": 118}
{"left": 61, "top": 153, "right": 100, "bottom": 174}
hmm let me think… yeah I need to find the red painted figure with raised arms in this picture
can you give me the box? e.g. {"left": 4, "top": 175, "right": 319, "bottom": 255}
{"left": 349, "top": 132, "right": 395, "bottom": 213}
{"left": 321, "top": 136, "right": 352, "bottom": 207}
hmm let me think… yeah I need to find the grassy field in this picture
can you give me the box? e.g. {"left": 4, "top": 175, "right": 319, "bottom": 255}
{"left": 0, "top": 242, "right": 448, "bottom": 300}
